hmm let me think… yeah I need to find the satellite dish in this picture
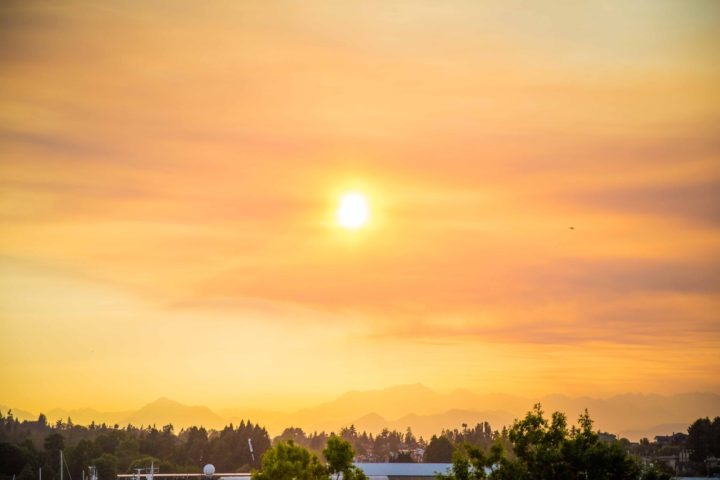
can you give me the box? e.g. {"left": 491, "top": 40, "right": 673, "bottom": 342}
{"left": 203, "top": 465, "right": 215, "bottom": 477}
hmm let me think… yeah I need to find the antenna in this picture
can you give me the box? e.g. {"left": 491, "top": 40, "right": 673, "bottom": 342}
{"left": 147, "top": 461, "right": 155, "bottom": 480}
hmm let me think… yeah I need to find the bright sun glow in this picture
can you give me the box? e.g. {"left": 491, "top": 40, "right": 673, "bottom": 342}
{"left": 337, "top": 192, "right": 370, "bottom": 229}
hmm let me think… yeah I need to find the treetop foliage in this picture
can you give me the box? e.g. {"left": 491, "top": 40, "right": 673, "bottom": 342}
{"left": 0, "top": 413, "right": 270, "bottom": 480}
{"left": 438, "top": 404, "right": 670, "bottom": 480}
{"left": 250, "top": 437, "right": 366, "bottom": 480}
{"left": 251, "top": 440, "right": 327, "bottom": 480}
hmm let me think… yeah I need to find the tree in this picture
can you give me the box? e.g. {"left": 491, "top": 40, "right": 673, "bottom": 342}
{"left": 424, "top": 435, "right": 454, "bottom": 463}
{"left": 92, "top": 454, "right": 117, "bottom": 480}
{"left": 178, "top": 427, "right": 207, "bottom": 467}
{"left": 94, "top": 433, "right": 119, "bottom": 455}
{"left": 115, "top": 438, "right": 140, "bottom": 471}
{"left": 43, "top": 432, "right": 65, "bottom": 479}
{"left": 638, "top": 462, "right": 672, "bottom": 480}
{"left": 0, "top": 442, "right": 27, "bottom": 477}
{"left": 323, "top": 436, "right": 352, "bottom": 479}
{"left": 508, "top": 405, "right": 642, "bottom": 479}
{"left": 274, "top": 428, "right": 308, "bottom": 447}
{"left": 441, "top": 405, "right": 660, "bottom": 480}
{"left": 323, "top": 436, "right": 366, "bottom": 480}
{"left": 339, "top": 426, "right": 357, "bottom": 442}
{"left": 44, "top": 433, "right": 65, "bottom": 454}
{"left": 437, "top": 443, "right": 491, "bottom": 480}
{"left": 687, "top": 416, "right": 720, "bottom": 462}
{"left": 404, "top": 428, "right": 416, "bottom": 446}
{"left": 252, "top": 440, "right": 327, "bottom": 480}
{"left": 67, "top": 439, "right": 99, "bottom": 480}
{"left": 17, "top": 464, "right": 36, "bottom": 480}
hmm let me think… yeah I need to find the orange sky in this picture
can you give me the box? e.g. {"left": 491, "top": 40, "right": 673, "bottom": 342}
{"left": 1, "top": 0, "right": 719, "bottom": 413}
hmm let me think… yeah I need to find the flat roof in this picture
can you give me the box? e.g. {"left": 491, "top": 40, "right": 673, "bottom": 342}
{"left": 354, "top": 463, "right": 452, "bottom": 477}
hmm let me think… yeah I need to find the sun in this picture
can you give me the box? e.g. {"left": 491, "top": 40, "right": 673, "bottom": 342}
{"left": 337, "top": 192, "right": 370, "bottom": 229}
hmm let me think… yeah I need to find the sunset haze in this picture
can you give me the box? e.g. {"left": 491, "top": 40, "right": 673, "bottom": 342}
{"left": 1, "top": 0, "right": 719, "bottom": 421}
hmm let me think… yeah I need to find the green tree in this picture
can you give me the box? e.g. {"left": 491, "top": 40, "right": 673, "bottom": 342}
{"left": 323, "top": 436, "right": 366, "bottom": 480}
{"left": 687, "top": 416, "right": 720, "bottom": 463}
{"left": 94, "top": 433, "right": 120, "bottom": 455}
{"left": 404, "top": 428, "right": 417, "bottom": 446}
{"left": 638, "top": 462, "right": 672, "bottom": 480}
{"left": 43, "top": 432, "right": 65, "bottom": 480}
{"left": 0, "top": 442, "right": 27, "bottom": 477}
{"left": 274, "top": 428, "right": 308, "bottom": 447}
{"left": 43, "top": 434, "right": 65, "bottom": 455}
{"left": 442, "top": 405, "right": 652, "bottom": 480}
{"left": 178, "top": 427, "right": 207, "bottom": 467}
{"left": 91, "top": 454, "right": 117, "bottom": 480}
{"left": 438, "top": 444, "right": 489, "bottom": 480}
{"left": 424, "top": 435, "right": 454, "bottom": 463}
{"left": 323, "top": 436, "right": 352, "bottom": 478}
{"left": 252, "top": 441, "right": 327, "bottom": 480}
{"left": 17, "top": 464, "right": 36, "bottom": 480}
{"left": 67, "top": 439, "right": 99, "bottom": 480}
{"left": 115, "top": 438, "right": 140, "bottom": 471}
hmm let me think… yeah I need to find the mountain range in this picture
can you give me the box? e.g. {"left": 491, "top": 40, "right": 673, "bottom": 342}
{"left": 3, "top": 384, "right": 719, "bottom": 441}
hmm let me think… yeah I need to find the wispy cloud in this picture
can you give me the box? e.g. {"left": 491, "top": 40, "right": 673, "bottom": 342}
{"left": 1, "top": 0, "right": 719, "bottom": 409}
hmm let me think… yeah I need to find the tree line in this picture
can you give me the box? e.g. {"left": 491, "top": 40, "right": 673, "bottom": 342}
{"left": 2, "top": 407, "right": 719, "bottom": 480}
{"left": 0, "top": 411, "right": 270, "bottom": 480}
{"left": 273, "top": 421, "right": 497, "bottom": 463}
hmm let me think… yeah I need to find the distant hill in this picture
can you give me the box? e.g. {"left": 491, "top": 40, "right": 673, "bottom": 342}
{"left": 0, "top": 405, "right": 36, "bottom": 422}
{"left": 363, "top": 409, "right": 516, "bottom": 439}
{"left": 122, "top": 397, "right": 225, "bottom": 429}
{"left": 222, "top": 385, "right": 720, "bottom": 441}
{"left": 351, "top": 413, "right": 390, "bottom": 434}
{"left": 47, "top": 407, "right": 131, "bottom": 426}
{"left": 5, "top": 385, "right": 719, "bottom": 441}
{"left": 4, "top": 398, "right": 225, "bottom": 430}
{"left": 538, "top": 392, "right": 720, "bottom": 439}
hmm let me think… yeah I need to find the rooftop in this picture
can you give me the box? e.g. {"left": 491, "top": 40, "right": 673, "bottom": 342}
{"left": 354, "top": 463, "right": 453, "bottom": 477}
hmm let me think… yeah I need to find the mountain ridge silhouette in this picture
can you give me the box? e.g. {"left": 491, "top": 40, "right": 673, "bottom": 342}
{"left": 4, "top": 384, "right": 718, "bottom": 441}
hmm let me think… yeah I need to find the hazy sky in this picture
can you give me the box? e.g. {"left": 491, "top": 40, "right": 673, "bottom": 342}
{"left": 1, "top": 1, "right": 719, "bottom": 413}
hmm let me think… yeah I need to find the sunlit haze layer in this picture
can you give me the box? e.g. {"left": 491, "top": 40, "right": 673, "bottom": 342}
{"left": 1, "top": 1, "right": 719, "bottom": 416}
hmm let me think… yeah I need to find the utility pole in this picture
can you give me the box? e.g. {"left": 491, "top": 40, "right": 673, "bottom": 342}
{"left": 248, "top": 438, "right": 255, "bottom": 465}
{"left": 60, "top": 451, "right": 63, "bottom": 480}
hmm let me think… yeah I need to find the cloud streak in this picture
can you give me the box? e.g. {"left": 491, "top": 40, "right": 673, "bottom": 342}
{"left": 1, "top": 0, "right": 719, "bottom": 410}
